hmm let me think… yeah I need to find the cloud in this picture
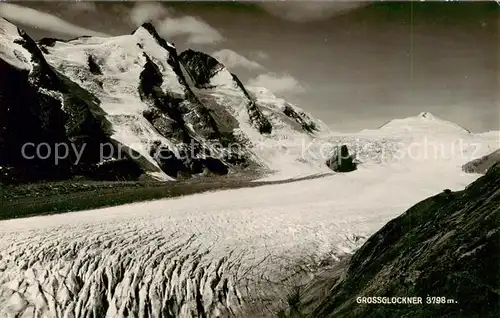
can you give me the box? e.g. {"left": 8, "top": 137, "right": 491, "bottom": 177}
{"left": 212, "top": 49, "right": 263, "bottom": 70}
{"left": 129, "top": 2, "right": 223, "bottom": 45}
{"left": 247, "top": 74, "right": 305, "bottom": 94}
{"left": 156, "top": 16, "right": 223, "bottom": 45}
{"left": 71, "top": 2, "right": 97, "bottom": 12}
{"left": 260, "top": 1, "right": 367, "bottom": 22}
{"left": 253, "top": 50, "right": 269, "bottom": 60}
{"left": 0, "top": 3, "right": 108, "bottom": 37}
{"left": 129, "top": 2, "right": 169, "bottom": 26}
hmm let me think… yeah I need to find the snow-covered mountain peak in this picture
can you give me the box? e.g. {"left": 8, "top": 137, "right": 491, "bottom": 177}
{"left": 373, "top": 112, "right": 471, "bottom": 136}
{"left": 0, "top": 17, "right": 16, "bottom": 35}
{"left": 0, "top": 18, "right": 32, "bottom": 71}
{"left": 0, "top": 20, "right": 334, "bottom": 182}
{"left": 178, "top": 49, "right": 236, "bottom": 89}
{"left": 247, "top": 86, "right": 286, "bottom": 103}
{"left": 335, "top": 110, "right": 499, "bottom": 169}
{"left": 418, "top": 111, "right": 436, "bottom": 119}
{"left": 132, "top": 22, "right": 176, "bottom": 51}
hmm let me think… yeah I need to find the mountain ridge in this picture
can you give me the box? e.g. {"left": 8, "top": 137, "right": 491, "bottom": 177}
{"left": 1, "top": 18, "right": 498, "bottom": 184}
{"left": 0, "top": 19, "right": 328, "bottom": 183}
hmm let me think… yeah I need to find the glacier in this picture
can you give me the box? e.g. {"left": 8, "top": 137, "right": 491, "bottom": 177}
{"left": 0, "top": 118, "right": 498, "bottom": 316}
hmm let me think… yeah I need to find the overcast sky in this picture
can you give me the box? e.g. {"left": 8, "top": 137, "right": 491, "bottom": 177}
{"left": 1, "top": 1, "right": 498, "bottom": 133}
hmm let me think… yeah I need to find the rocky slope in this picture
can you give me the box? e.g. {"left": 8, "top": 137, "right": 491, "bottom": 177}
{"left": 309, "top": 163, "right": 500, "bottom": 317}
{"left": 0, "top": 18, "right": 329, "bottom": 184}
{"left": 0, "top": 18, "right": 137, "bottom": 183}
{"left": 462, "top": 148, "right": 500, "bottom": 174}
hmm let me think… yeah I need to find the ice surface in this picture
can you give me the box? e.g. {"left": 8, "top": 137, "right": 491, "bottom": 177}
{"left": 0, "top": 98, "right": 497, "bottom": 315}
{"left": 0, "top": 145, "right": 492, "bottom": 316}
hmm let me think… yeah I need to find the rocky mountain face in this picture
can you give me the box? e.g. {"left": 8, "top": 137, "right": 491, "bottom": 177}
{"left": 310, "top": 163, "right": 500, "bottom": 317}
{"left": 0, "top": 19, "right": 327, "bottom": 184}
{"left": 325, "top": 145, "right": 357, "bottom": 173}
{"left": 462, "top": 149, "right": 500, "bottom": 174}
{"left": 0, "top": 20, "right": 139, "bottom": 183}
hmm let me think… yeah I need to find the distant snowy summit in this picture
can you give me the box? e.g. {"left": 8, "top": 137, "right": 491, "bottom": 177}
{"left": 418, "top": 111, "right": 433, "bottom": 118}
{"left": 324, "top": 111, "right": 498, "bottom": 168}
{"left": 375, "top": 111, "right": 471, "bottom": 135}
{"left": 0, "top": 19, "right": 329, "bottom": 183}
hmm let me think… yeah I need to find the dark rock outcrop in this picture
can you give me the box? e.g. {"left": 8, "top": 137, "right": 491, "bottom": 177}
{"left": 283, "top": 103, "right": 318, "bottom": 133}
{"left": 0, "top": 26, "right": 144, "bottom": 184}
{"left": 325, "top": 145, "right": 357, "bottom": 172}
{"left": 142, "top": 108, "right": 183, "bottom": 141}
{"left": 149, "top": 141, "right": 228, "bottom": 178}
{"left": 138, "top": 53, "right": 164, "bottom": 99}
{"left": 87, "top": 55, "right": 102, "bottom": 75}
{"left": 136, "top": 27, "right": 222, "bottom": 142}
{"left": 231, "top": 73, "right": 272, "bottom": 134}
{"left": 38, "top": 37, "right": 58, "bottom": 48}
{"left": 200, "top": 157, "right": 229, "bottom": 175}
{"left": 178, "top": 49, "right": 223, "bottom": 88}
{"left": 138, "top": 53, "right": 204, "bottom": 144}
{"left": 462, "top": 149, "right": 500, "bottom": 174}
{"left": 312, "top": 163, "right": 500, "bottom": 318}
{"left": 138, "top": 48, "right": 252, "bottom": 175}
{"left": 179, "top": 49, "right": 273, "bottom": 135}
{"left": 137, "top": 53, "right": 231, "bottom": 178}
{"left": 149, "top": 143, "right": 189, "bottom": 179}
{"left": 0, "top": 56, "right": 71, "bottom": 182}
{"left": 134, "top": 23, "right": 177, "bottom": 61}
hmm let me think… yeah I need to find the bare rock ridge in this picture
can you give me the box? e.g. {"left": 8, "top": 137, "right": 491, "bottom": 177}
{"left": 178, "top": 49, "right": 222, "bottom": 88}
{"left": 230, "top": 72, "right": 272, "bottom": 134}
{"left": 462, "top": 149, "right": 500, "bottom": 174}
{"left": 179, "top": 49, "right": 273, "bottom": 134}
{"left": 0, "top": 20, "right": 325, "bottom": 183}
{"left": 282, "top": 103, "right": 319, "bottom": 133}
{"left": 310, "top": 162, "right": 500, "bottom": 317}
